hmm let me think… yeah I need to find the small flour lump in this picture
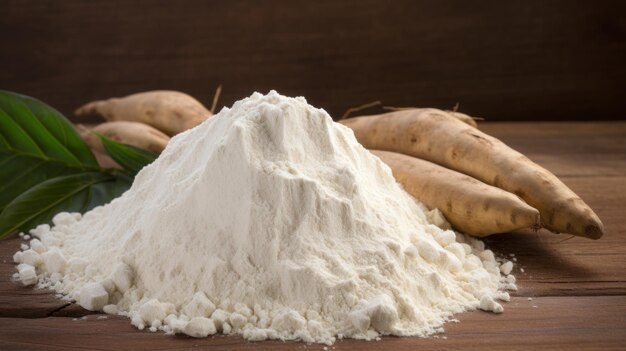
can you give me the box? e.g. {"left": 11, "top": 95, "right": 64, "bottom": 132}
{"left": 13, "top": 91, "right": 515, "bottom": 344}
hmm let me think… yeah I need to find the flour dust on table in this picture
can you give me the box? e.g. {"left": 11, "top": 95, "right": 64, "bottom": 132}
{"left": 12, "top": 91, "right": 515, "bottom": 344}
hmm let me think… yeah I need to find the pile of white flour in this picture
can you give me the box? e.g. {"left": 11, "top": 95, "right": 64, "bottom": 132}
{"left": 13, "top": 91, "right": 515, "bottom": 344}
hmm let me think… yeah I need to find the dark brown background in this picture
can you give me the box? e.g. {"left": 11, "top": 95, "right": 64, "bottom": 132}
{"left": 1, "top": 0, "right": 625, "bottom": 121}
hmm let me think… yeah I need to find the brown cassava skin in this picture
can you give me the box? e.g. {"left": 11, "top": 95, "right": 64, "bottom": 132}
{"left": 446, "top": 110, "right": 478, "bottom": 128}
{"left": 75, "top": 91, "right": 212, "bottom": 135}
{"left": 341, "top": 109, "right": 604, "bottom": 239}
{"left": 372, "top": 150, "right": 540, "bottom": 237}
{"left": 381, "top": 108, "right": 478, "bottom": 128}
{"left": 78, "top": 121, "right": 170, "bottom": 154}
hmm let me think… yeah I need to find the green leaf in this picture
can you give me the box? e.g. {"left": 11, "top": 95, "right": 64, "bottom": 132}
{"left": 98, "top": 134, "right": 158, "bottom": 176}
{"left": 0, "top": 172, "right": 131, "bottom": 238}
{"left": 0, "top": 90, "right": 98, "bottom": 167}
{"left": 0, "top": 90, "right": 135, "bottom": 238}
{"left": 0, "top": 103, "right": 45, "bottom": 156}
{"left": 0, "top": 153, "right": 75, "bottom": 213}
{"left": 0, "top": 133, "right": 9, "bottom": 148}
{"left": 0, "top": 91, "right": 103, "bottom": 211}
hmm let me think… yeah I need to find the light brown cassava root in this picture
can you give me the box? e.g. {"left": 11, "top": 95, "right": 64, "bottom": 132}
{"left": 78, "top": 121, "right": 170, "bottom": 154}
{"left": 75, "top": 91, "right": 212, "bottom": 135}
{"left": 341, "top": 109, "right": 604, "bottom": 239}
{"left": 446, "top": 111, "right": 479, "bottom": 128}
{"left": 372, "top": 150, "right": 540, "bottom": 237}
{"left": 382, "top": 106, "right": 478, "bottom": 128}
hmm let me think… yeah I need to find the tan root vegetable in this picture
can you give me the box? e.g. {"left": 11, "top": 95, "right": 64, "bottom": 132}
{"left": 446, "top": 110, "right": 478, "bottom": 128}
{"left": 381, "top": 107, "right": 478, "bottom": 128}
{"left": 77, "top": 121, "right": 170, "bottom": 154}
{"left": 75, "top": 90, "right": 212, "bottom": 135}
{"left": 341, "top": 109, "right": 604, "bottom": 239}
{"left": 372, "top": 150, "right": 540, "bottom": 237}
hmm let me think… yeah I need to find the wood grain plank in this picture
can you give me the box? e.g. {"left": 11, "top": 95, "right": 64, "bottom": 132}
{"left": 0, "top": 296, "right": 624, "bottom": 351}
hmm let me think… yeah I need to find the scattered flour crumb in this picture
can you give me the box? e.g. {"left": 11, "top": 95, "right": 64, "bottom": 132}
{"left": 500, "top": 261, "right": 514, "bottom": 275}
{"left": 79, "top": 282, "right": 108, "bottom": 311}
{"left": 479, "top": 295, "right": 504, "bottom": 314}
{"left": 103, "top": 304, "right": 118, "bottom": 314}
{"left": 184, "top": 317, "right": 217, "bottom": 338}
{"left": 17, "top": 264, "right": 37, "bottom": 286}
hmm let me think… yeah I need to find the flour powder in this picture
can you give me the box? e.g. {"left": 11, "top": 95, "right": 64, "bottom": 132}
{"left": 13, "top": 91, "right": 516, "bottom": 344}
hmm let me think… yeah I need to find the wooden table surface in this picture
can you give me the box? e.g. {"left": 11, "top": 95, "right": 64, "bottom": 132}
{"left": 1, "top": 122, "right": 625, "bottom": 350}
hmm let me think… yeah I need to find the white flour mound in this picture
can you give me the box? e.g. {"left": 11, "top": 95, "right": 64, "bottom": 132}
{"left": 13, "top": 91, "right": 516, "bottom": 344}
